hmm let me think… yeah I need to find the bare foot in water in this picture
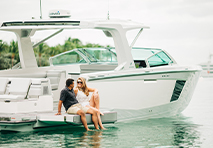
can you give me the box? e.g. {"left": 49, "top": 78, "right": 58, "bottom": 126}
{"left": 86, "top": 128, "right": 93, "bottom": 131}
{"left": 101, "top": 127, "right": 107, "bottom": 130}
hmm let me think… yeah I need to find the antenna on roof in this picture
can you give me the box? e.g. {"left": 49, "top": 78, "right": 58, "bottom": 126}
{"left": 107, "top": 0, "right": 110, "bottom": 20}
{"left": 40, "top": 0, "right": 42, "bottom": 19}
{"left": 107, "top": 11, "right": 110, "bottom": 20}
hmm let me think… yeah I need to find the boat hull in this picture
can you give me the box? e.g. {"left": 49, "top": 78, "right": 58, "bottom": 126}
{"left": 85, "top": 66, "right": 201, "bottom": 121}
{"left": 0, "top": 65, "right": 201, "bottom": 132}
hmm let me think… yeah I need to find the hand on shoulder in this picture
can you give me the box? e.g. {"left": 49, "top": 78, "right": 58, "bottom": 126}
{"left": 74, "top": 87, "right": 78, "bottom": 95}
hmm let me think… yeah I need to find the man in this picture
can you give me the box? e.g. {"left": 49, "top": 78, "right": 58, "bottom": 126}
{"left": 55, "top": 78, "right": 99, "bottom": 131}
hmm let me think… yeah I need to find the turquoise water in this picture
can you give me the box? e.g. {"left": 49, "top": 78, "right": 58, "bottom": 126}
{"left": 0, "top": 78, "right": 213, "bottom": 148}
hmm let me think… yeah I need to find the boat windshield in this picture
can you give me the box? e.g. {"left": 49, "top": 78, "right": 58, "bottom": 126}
{"left": 49, "top": 47, "right": 173, "bottom": 67}
{"left": 49, "top": 48, "right": 117, "bottom": 66}
{"left": 147, "top": 51, "right": 173, "bottom": 67}
{"left": 79, "top": 48, "right": 117, "bottom": 63}
{"left": 131, "top": 48, "right": 160, "bottom": 60}
{"left": 110, "top": 47, "right": 173, "bottom": 68}
{"left": 109, "top": 48, "right": 160, "bottom": 60}
{"left": 50, "top": 50, "right": 86, "bottom": 65}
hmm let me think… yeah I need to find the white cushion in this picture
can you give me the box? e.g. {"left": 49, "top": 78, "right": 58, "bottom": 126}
{"left": 0, "top": 94, "right": 26, "bottom": 101}
{"left": 0, "top": 78, "right": 9, "bottom": 94}
{"left": 28, "top": 85, "right": 42, "bottom": 96}
{"left": 31, "top": 79, "right": 42, "bottom": 85}
{"left": 9, "top": 78, "right": 31, "bottom": 95}
{"left": 46, "top": 70, "right": 65, "bottom": 77}
{"left": 48, "top": 77, "right": 59, "bottom": 84}
{"left": 47, "top": 70, "right": 65, "bottom": 73}
{"left": 14, "top": 73, "right": 47, "bottom": 78}
{"left": 47, "top": 72, "right": 61, "bottom": 77}
{"left": 46, "top": 70, "right": 65, "bottom": 90}
{"left": 51, "top": 84, "right": 58, "bottom": 90}
{"left": 31, "top": 78, "right": 49, "bottom": 85}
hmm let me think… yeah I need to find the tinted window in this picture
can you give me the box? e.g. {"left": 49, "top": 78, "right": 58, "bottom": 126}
{"left": 51, "top": 51, "right": 86, "bottom": 65}
{"left": 148, "top": 51, "right": 173, "bottom": 67}
{"left": 81, "top": 48, "right": 117, "bottom": 62}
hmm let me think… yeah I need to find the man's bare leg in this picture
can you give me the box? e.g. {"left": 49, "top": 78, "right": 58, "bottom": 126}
{"left": 86, "top": 108, "right": 99, "bottom": 130}
{"left": 77, "top": 110, "right": 90, "bottom": 131}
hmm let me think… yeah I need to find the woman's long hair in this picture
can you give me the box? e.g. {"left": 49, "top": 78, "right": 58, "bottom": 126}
{"left": 77, "top": 77, "right": 89, "bottom": 96}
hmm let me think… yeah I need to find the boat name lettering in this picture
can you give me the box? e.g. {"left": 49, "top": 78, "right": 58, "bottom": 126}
{"left": 162, "top": 74, "right": 169, "bottom": 77}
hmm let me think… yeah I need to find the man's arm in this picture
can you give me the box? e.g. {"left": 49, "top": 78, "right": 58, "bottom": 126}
{"left": 55, "top": 100, "right": 63, "bottom": 115}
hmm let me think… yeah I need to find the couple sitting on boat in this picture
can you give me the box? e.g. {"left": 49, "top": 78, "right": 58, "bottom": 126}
{"left": 55, "top": 77, "right": 106, "bottom": 131}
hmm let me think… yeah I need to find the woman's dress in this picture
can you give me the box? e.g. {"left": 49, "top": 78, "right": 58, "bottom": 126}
{"left": 76, "top": 89, "right": 91, "bottom": 107}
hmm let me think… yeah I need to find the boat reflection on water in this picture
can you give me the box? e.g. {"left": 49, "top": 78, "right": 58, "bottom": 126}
{"left": 109, "top": 116, "right": 202, "bottom": 147}
{"left": 171, "top": 118, "right": 201, "bottom": 147}
{"left": 0, "top": 115, "right": 202, "bottom": 147}
{"left": 71, "top": 131, "right": 103, "bottom": 147}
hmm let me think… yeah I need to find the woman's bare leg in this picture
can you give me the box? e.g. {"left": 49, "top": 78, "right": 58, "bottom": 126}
{"left": 89, "top": 94, "right": 95, "bottom": 108}
{"left": 97, "top": 113, "right": 106, "bottom": 129}
{"left": 86, "top": 108, "right": 99, "bottom": 130}
{"left": 90, "top": 94, "right": 104, "bottom": 115}
{"left": 86, "top": 105, "right": 106, "bottom": 129}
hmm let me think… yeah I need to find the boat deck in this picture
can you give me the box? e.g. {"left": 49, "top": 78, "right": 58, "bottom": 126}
{"left": 0, "top": 111, "right": 117, "bottom": 132}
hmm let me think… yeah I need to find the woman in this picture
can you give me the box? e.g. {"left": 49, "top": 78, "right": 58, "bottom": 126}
{"left": 74, "top": 77, "right": 106, "bottom": 130}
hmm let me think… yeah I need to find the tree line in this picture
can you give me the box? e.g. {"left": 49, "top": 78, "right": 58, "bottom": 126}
{"left": 0, "top": 37, "right": 107, "bottom": 70}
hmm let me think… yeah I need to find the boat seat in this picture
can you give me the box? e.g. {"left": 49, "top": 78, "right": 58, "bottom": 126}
{"left": 0, "top": 78, "right": 9, "bottom": 95}
{"left": 46, "top": 70, "right": 66, "bottom": 90}
{"left": 28, "top": 78, "right": 50, "bottom": 99}
{"left": 0, "top": 78, "right": 31, "bottom": 102}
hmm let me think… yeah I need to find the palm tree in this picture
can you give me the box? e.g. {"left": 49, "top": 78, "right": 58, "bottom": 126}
{"left": 37, "top": 43, "right": 49, "bottom": 67}
{"left": 38, "top": 43, "right": 43, "bottom": 67}
{"left": 84, "top": 43, "right": 103, "bottom": 48}
{"left": 0, "top": 40, "right": 3, "bottom": 56}
{"left": 71, "top": 38, "right": 83, "bottom": 48}
{"left": 0, "top": 40, "right": 9, "bottom": 56}
{"left": 48, "top": 45, "right": 63, "bottom": 57}
{"left": 0, "top": 54, "right": 11, "bottom": 70}
{"left": 0, "top": 37, "right": 109, "bottom": 69}
{"left": 9, "top": 40, "right": 18, "bottom": 68}
{"left": 63, "top": 37, "right": 76, "bottom": 51}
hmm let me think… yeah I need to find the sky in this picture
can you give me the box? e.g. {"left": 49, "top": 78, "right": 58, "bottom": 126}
{"left": 0, "top": 0, "right": 213, "bottom": 65}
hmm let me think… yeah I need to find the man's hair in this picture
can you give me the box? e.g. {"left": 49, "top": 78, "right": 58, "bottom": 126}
{"left": 66, "top": 78, "right": 74, "bottom": 87}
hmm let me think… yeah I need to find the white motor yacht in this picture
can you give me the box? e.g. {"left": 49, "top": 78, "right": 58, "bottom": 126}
{"left": 0, "top": 16, "right": 201, "bottom": 132}
{"left": 200, "top": 54, "right": 213, "bottom": 77}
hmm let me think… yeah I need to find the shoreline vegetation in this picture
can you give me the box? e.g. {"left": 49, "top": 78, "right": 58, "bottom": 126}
{"left": 0, "top": 37, "right": 110, "bottom": 70}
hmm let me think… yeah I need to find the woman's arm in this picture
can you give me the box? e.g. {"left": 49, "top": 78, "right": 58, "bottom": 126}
{"left": 88, "top": 87, "right": 98, "bottom": 94}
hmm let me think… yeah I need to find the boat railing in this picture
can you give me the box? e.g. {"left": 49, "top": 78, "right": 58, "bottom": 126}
{"left": 12, "top": 62, "right": 21, "bottom": 69}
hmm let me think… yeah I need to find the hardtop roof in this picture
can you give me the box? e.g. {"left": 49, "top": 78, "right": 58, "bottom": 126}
{"left": 0, "top": 18, "right": 149, "bottom": 31}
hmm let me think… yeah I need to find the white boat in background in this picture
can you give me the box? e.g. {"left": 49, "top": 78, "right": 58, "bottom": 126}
{"left": 200, "top": 54, "right": 213, "bottom": 77}
{"left": 0, "top": 12, "right": 201, "bottom": 132}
